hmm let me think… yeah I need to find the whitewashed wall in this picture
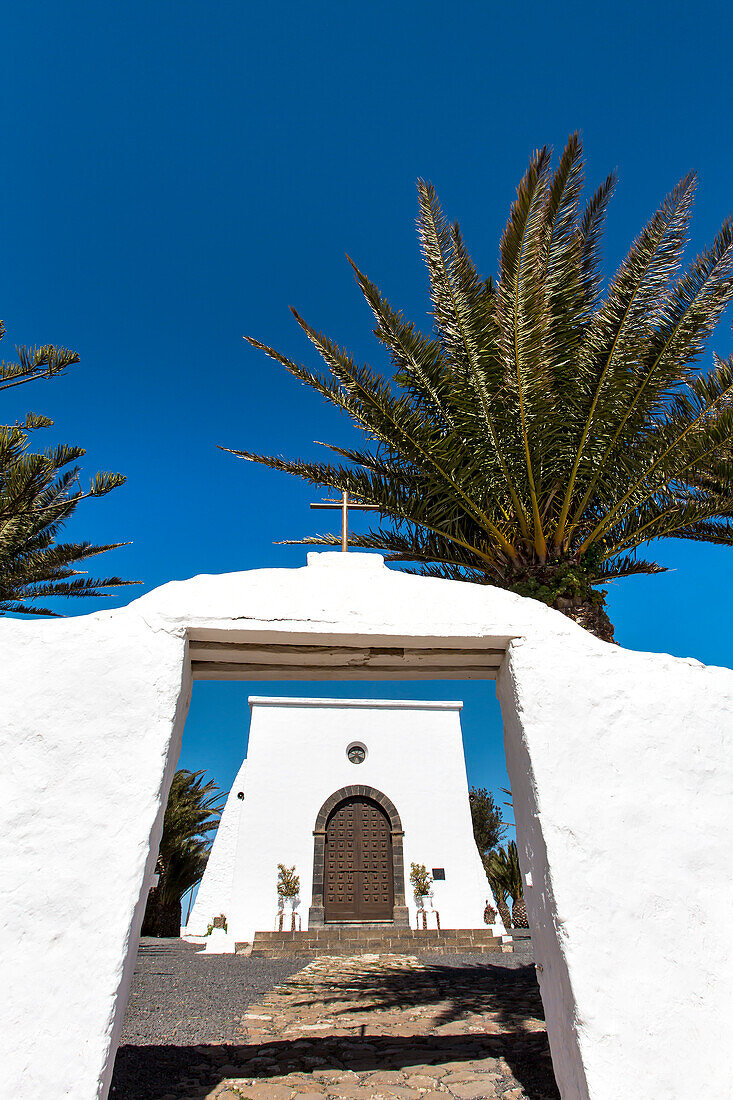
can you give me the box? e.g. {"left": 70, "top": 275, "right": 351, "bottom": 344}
{"left": 0, "top": 612, "right": 190, "bottom": 1100}
{"left": 1, "top": 551, "right": 732, "bottom": 1100}
{"left": 185, "top": 759, "right": 248, "bottom": 936}
{"left": 218, "top": 698, "right": 495, "bottom": 942}
{"left": 498, "top": 635, "right": 733, "bottom": 1099}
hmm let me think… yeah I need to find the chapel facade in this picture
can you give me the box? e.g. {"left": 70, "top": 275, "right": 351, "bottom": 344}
{"left": 186, "top": 696, "right": 501, "bottom": 944}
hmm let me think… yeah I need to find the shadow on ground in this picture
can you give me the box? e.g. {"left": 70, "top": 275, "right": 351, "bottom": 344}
{"left": 111, "top": 958, "right": 559, "bottom": 1100}
{"left": 306, "top": 957, "right": 548, "bottom": 1030}
{"left": 112, "top": 1032, "right": 558, "bottom": 1100}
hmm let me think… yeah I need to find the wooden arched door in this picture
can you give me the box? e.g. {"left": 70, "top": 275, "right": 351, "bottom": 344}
{"left": 324, "top": 796, "right": 394, "bottom": 921}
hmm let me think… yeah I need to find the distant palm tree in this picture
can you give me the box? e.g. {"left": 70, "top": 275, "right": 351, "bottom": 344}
{"left": 229, "top": 135, "right": 733, "bottom": 640}
{"left": 487, "top": 841, "right": 527, "bottom": 929}
{"left": 483, "top": 852, "right": 513, "bottom": 930}
{"left": 0, "top": 321, "right": 128, "bottom": 615}
{"left": 142, "top": 770, "right": 225, "bottom": 938}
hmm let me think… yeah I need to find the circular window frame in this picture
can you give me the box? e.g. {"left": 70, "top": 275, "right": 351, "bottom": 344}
{"left": 346, "top": 741, "right": 368, "bottom": 765}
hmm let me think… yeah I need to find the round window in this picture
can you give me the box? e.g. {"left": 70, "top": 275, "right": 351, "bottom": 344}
{"left": 347, "top": 742, "right": 367, "bottom": 764}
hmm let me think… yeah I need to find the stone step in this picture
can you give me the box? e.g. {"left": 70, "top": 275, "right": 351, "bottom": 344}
{"left": 241, "top": 928, "right": 506, "bottom": 957}
{"left": 248, "top": 943, "right": 503, "bottom": 958}
{"left": 248, "top": 940, "right": 503, "bottom": 949}
{"left": 254, "top": 928, "right": 501, "bottom": 940}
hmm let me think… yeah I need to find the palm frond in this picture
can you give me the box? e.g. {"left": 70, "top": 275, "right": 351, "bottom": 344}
{"left": 0, "top": 323, "right": 128, "bottom": 615}
{"left": 233, "top": 139, "right": 733, "bottom": 641}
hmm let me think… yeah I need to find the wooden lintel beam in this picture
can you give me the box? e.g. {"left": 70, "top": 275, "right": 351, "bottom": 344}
{"left": 188, "top": 642, "right": 506, "bottom": 665}
{"left": 191, "top": 660, "right": 502, "bottom": 678}
{"left": 190, "top": 641, "right": 409, "bottom": 656}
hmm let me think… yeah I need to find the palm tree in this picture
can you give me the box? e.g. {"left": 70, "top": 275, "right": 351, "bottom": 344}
{"left": 142, "top": 769, "right": 225, "bottom": 938}
{"left": 488, "top": 841, "right": 528, "bottom": 929}
{"left": 0, "top": 322, "right": 128, "bottom": 614}
{"left": 483, "top": 852, "right": 513, "bottom": 930}
{"left": 228, "top": 135, "right": 733, "bottom": 640}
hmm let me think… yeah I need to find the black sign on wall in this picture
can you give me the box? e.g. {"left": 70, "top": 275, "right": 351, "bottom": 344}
{"left": 432, "top": 868, "right": 446, "bottom": 880}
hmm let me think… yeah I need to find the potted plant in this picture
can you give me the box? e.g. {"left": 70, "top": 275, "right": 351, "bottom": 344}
{"left": 276, "top": 863, "right": 301, "bottom": 932}
{"left": 410, "top": 862, "right": 433, "bottom": 930}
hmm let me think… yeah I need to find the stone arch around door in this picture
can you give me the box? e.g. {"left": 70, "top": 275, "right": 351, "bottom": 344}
{"left": 309, "top": 785, "right": 409, "bottom": 928}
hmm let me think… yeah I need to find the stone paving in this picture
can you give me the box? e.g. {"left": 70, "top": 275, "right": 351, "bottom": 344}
{"left": 181, "top": 953, "right": 559, "bottom": 1100}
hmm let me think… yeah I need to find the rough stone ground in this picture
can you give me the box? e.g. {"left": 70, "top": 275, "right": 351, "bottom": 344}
{"left": 111, "top": 940, "right": 308, "bottom": 1098}
{"left": 111, "top": 940, "right": 558, "bottom": 1100}
{"left": 118, "top": 939, "right": 307, "bottom": 1045}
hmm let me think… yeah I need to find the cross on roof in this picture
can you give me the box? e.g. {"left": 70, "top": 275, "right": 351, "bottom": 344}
{"left": 310, "top": 491, "right": 380, "bottom": 552}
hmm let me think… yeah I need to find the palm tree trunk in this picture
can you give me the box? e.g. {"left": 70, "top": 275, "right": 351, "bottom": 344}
{"left": 512, "top": 895, "right": 529, "bottom": 929}
{"left": 553, "top": 594, "right": 616, "bottom": 643}
{"left": 141, "top": 886, "right": 182, "bottom": 937}
{"left": 497, "top": 899, "right": 512, "bottom": 928}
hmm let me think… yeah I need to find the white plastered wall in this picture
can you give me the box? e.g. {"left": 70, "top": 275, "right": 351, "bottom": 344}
{"left": 185, "top": 758, "right": 248, "bottom": 936}
{"left": 1, "top": 551, "right": 732, "bottom": 1100}
{"left": 497, "top": 635, "right": 733, "bottom": 1098}
{"left": 0, "top": 612, "right": 190, "bottom": 1100}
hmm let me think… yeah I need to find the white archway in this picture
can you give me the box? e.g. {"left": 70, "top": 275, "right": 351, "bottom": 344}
{"left": 2, "top": 551, "right": 732, "bottom": 1099}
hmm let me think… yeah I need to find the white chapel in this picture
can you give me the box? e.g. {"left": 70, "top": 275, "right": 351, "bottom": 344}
{"left": 186, "top": 695, "right": 502, "bottom": 945}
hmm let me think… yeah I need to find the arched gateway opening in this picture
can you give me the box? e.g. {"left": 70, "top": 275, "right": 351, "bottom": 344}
{"left": 309, "top": 786, "right": 408, "bottom": 927}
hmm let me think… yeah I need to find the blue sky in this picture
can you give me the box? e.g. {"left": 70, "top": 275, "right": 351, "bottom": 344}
{"left": 3, "top": 1, "right": 733, "bottom": 811}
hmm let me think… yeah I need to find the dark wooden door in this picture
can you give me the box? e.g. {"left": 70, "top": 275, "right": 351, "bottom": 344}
{"left": 324, "top": 797, "right": 393, "bottom": 921}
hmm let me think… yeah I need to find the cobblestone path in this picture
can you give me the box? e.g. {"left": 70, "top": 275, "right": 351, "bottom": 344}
{"left": 191, "top": 953, "right": 559, "bottom": 1100}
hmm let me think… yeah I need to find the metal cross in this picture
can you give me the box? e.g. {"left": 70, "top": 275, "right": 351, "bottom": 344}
{"left": 310, "top": 491, "right": 379, "bottom": 552}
